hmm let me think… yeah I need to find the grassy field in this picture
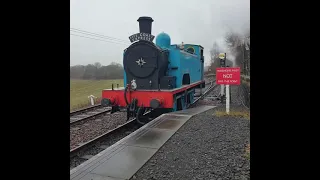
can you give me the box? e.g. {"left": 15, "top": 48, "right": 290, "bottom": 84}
{"left": 70, "top": 79, "right": 123, "bottom": 111}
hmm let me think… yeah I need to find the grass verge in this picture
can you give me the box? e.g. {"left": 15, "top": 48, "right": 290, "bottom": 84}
{"left": 214, "top": 110, "right": 250, "bottom": 120}
{"left": 70, "top": 79, "right": 123, "bottom": 111}
{"left": 245, "top": 144, "right": 250, "bottom": 160}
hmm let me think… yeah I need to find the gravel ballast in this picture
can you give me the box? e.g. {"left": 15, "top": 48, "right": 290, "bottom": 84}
{"left": 70, "top": 121, "right": 141, "bottom": 170}
{"left": 131, "top": 85, "right": 250, "bottom": 180}
{"left": 70, "top": 111, "right": 127, "bottom": 150}
{"left": 70, "top": 77, "right": 215, "bottom": 150}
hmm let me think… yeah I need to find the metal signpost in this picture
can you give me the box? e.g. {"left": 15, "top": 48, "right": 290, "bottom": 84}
{"left": 219, "top": 53, "right": 226, "bottom": 97}
{"left": 216, "top": 53, "right": 241, "bottom": 114}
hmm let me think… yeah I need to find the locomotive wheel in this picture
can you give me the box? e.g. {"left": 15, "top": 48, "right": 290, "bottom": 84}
{"left": 136, "top": 107, "right": 148, "bottom": 125}
{"left": 126, "top": 107, "right": 131, "bottom": 121}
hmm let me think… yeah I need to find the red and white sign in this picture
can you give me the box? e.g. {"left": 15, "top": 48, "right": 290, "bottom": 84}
{"left": 216, "top": 67, "right": 241, "bottom": 85}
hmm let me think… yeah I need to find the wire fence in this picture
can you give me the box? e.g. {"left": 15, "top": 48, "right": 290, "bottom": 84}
{"left": 238, "top": 83, "right": 250, "bottom": 109}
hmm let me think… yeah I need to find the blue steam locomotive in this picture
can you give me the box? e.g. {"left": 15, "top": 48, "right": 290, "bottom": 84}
{"left": 101, "top": 16, "right": 205, "bottom": 122}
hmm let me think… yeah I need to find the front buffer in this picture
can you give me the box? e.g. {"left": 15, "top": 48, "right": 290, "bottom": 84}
{"left": 101, "top": 88, "right": 175, "bottom": 109}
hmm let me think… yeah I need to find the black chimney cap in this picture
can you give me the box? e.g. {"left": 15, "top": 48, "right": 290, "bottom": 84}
{"left": 137, "top": 16, "right": 154, "bottom": 34}
{"left": 137, "top": 16, "right": 154, "bottom": 22}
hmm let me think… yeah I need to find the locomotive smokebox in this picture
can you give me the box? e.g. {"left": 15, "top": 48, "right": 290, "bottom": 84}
{"left": 137, "top": 16, "right": 154, "bottom": 34}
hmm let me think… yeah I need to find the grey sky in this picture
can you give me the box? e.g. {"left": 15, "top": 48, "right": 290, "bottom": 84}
{"left": 70, "top": 0, "right": 250, "bottom": 66}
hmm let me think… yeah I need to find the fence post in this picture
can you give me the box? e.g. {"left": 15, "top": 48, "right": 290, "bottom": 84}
{"left": 88, "top": 95, "right": 96, "bottom": 106}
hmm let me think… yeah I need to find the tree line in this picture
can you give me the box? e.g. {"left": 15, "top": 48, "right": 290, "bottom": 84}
{"left": 209, "top": 29, "right": 250, "bottom": 75}
{"left": 70, "top": 62, "right": 124, "bottom": 80}
{"left": 71, "top": 30, "right": 251, "bottom": 80}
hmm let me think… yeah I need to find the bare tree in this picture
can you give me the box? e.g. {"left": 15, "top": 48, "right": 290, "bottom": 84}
{"left": 224, "top": 28, "right": 250, "bottom": 74}
{"left": 70, "top": 65, "right": 85, "bottom": 79}
{"left": 110, "top": 62, "right": 122, "bottom": 67}
{"left": 225, "top": 30, "right": 244, "bottom": 69}
{"left": 210, "top": 42, "right": 220, "bottom": 63}
{"left": 209, "top": 41, "right": 221, "bottom": 73}
{"left": 94, "top": 62, "right": 102, "bottom": 69}
{"left": 70, "top": 62, "right": 124, "bottom": 80}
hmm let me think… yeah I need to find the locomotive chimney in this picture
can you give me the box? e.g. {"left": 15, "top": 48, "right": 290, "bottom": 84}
{"left": 137, "top": 16, "right": 154, "bottom": 34}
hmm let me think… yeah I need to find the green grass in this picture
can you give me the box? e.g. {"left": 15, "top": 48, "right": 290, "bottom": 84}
{"left": 245, "top": 144, "right": 250, "bottom": 160}
{"left": 70, "top": 79, "right": 123, "bottom": 111}
{"left": 241, "top": 76, "right": 251, "bottom": 86}
{"left": 214, "top": 110, "right": 250, "bottom": 120}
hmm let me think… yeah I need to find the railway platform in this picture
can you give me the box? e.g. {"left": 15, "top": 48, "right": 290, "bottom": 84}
{"left": 70, "top": 105, "right": 216, "bottom": 180}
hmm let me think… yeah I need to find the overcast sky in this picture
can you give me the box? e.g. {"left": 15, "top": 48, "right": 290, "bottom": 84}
{"left": 70, "top": 0, "right": 250, "bottom": 66}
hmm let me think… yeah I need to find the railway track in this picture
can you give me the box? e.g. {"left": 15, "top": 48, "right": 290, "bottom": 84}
{"left": 70, "top": 110, "right": 151, "bottom": 157}
{"left": 70, "top": 104, "right": 102, "bottom": 116}
{"left": 70, "top": 80, "right": 218, "bottom": 169}
{"left": 194, "top": 80, "right": 216, "bottom": 97}
{"left": 70, "top": 105, "right": 111, "bottom": 125}
{"left": 70, "top": 77, "right": 214, "bottom": 125}
{"left": 192, "top": 80, "right": 217, "bottom": 105}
